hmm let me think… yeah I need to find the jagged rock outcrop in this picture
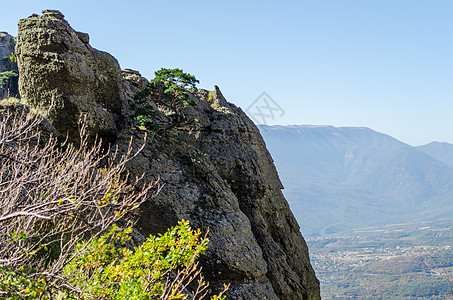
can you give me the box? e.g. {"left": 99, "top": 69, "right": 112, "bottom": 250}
{"left": 0, "top": 32, "right": 15, "bottom": 71}
{"left": 16, "top": 10, "right": 126, "bottom": 144}
{"left": 0, "top": 32, "right": 19, "bottom": 99}
{"left": 15, "top": 10, "right": 320, "bottom": 299}
{"left": 191, "top": 87, "right": 320, "bottom": 299}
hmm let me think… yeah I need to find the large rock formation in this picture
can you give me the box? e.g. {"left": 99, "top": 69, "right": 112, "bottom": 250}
{"left": 0, "top": 32, "right": 19, "bottom": 99}
{"left": 0, "top": 32, "right": 16, "bottom": 71}
{"left": 16, "top": 10, "right": 126, "bottom": 144}
{"left": 15, "top": 10, "right": 320, "bottom": 299}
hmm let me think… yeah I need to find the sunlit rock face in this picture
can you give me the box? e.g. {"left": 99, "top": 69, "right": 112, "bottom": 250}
{"left": 0, "top": 32, "right": 19, "bottom": 98}
{"left": 16, "top": 10, "right": 126, "bottom": 144}
{"left": 0, "top": 32, "right": 15, "bottom": 72}
{"left": 15, "top": 10, "right": 320, "bottom": 299}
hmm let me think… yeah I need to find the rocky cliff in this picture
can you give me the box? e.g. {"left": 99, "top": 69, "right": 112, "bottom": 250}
{"left": 0, "top": 32, "right": 15, "bottom": 71}
{"left": 0, "top": 32, "right": 19, "bottom": 99}
{"left": 16, "top": 10, "right": 125, "bottom": 145}
{"left": 14, "top": 10, "right": 320, "bottom": 299}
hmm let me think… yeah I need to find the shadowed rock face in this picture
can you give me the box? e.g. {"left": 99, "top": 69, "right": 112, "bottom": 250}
{"left": 15, "top": 10, "right": 320, "bottom": 299}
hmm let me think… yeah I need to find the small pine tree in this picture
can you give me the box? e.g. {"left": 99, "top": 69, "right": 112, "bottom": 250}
{"left": 133, "top": 68, "right": 199, "bottom": 130}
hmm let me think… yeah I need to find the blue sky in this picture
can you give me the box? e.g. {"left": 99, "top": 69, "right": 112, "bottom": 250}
{"left": 3, "top": 1, "right": 453, "bottom": 145}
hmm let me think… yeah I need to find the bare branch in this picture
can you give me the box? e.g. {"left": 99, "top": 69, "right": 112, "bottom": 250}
{"left": 0, "top": 107, "right": 158, "bottom": 292}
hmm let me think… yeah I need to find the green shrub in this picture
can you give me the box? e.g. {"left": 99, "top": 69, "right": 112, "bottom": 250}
{"left": 0, "top": 220, "right": 228, "bottom": 299}
{"left": 61, "top": 220, "right": 227, "bottom": 299}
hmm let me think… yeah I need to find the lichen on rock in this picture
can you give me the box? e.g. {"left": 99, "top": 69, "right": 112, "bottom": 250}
{"left": 16, "top": 9, "right": 126, "bottom": 144}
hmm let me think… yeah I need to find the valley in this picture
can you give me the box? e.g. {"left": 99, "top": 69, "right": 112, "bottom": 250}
{"left": 308, "top": 219, "right": 453, "bottom": 299}
{"left": 259, "top": 124, "right": 453, "bottom": 298}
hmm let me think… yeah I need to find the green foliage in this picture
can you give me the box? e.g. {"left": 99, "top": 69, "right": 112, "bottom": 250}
{"left": 131, "top": 101, "right": 160, "bottom": 130}
{"left": 0, "top": 70, "right": 18, "bottom": 86}
{"left": 189, "top": 151, "right": 208, "bottom": 163}
{"left": 9, "top": 52, "right": 17, "bottom": 64}
{"left": 0, "top": 266, "right": 52, "bottom": 300}
{"left": 62, "top": 220, "right": 226, "bottom": 299}
{"left": 151, "top": 68, "right": 198, "bottom": 103}
{"left": 1, "top": 220, "right": 228, "bottom": 299}
{"left": 133, "top": 68, "right": 200, "bottom": 130}
{"left": 0, "top": 52, "right": 17, "bottom": 64}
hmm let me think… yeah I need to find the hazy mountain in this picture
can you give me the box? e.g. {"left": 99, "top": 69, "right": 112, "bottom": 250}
{"left": 417, "top": 141, "right": 453, "bottom": 167}
{"left": 258, "top": 125, "right": 453, "bottom": 237}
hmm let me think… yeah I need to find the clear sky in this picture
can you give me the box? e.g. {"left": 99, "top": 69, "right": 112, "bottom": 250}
{"left": 2, "top": 1, "right": 453, "bottom": 146}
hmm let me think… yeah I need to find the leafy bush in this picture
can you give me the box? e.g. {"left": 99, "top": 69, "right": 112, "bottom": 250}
{"left": 0, "top": 221, "right": 227, "bottom": 299}
{"left": 62, "top": 220, "right": 227, "bottom": 299}
{"left": 0, "top": 108, "right": 155, "bottom": 273}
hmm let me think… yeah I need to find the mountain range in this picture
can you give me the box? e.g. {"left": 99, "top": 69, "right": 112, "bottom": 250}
{"left": 258, "top": 125, "right": 453, "bottom": 237}
{"left": 417, "top": 141, "right": 453, "bottom": 167}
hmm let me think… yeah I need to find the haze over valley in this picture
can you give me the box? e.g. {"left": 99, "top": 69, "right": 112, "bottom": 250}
{"left": 259, "top": 124, "right": 453, "bottom": 298}
{"left": 259, "top": 124, "right": 453, "bottom": 237}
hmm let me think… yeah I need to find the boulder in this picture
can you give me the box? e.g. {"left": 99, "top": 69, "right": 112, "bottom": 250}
{"left": 16, "top": 10, "right": 126, "bottom": 144}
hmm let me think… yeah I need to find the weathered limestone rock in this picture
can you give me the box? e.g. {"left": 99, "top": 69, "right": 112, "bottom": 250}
{"left": 118, "top": 84, "right": 321, "bottom": 299}
{"left": 16, "top": 10, "right": 125, "bottom": 143}
{"left": 16, "top": 10, "right": 321, "bottom": 299}
{"left": 121, "top": 69, "right": 149, "bottom": 102}
{"left": 119, "top": 130, "right": 279, "bottom": 299}
{"left": 181, "top": 87, "right": 320, "bottom": 299}
{"left": 0, "top": 32, "right": 19, "bottom": 99}
{"left": 0, "top": 32, "right": 16, "bottom": 72}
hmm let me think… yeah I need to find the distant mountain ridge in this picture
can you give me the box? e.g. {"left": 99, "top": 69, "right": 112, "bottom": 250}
{"left": 258, "top": 125, "right": 453, "bottom": 237}
{"left": 417, "top": 141, "right": 453, "bottom": 167}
